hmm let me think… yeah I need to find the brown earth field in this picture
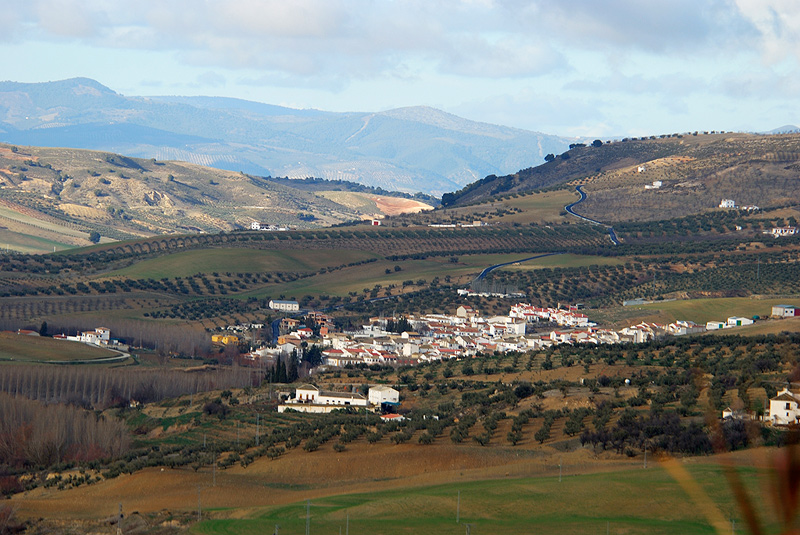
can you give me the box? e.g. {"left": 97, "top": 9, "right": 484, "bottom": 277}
{"left": 373, "top": 195, "right": 433, "bottom": 215}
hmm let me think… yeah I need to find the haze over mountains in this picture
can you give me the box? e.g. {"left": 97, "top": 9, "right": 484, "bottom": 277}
{"left": 0, "top": 78, "right": 574, "bottom": 196}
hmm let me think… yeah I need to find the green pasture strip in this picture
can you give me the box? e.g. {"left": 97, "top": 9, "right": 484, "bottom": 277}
{"left": 0, "top": 334, "right": 117, "bottom": 362}
{"left": 191, "top": 462, "right": 774, "bottom": 535}
{"left": 0, "top": 204, "right": 89, "bottom": 238}
{"left": 498, "top": 253, "right": 625, "bottom": 271}
{"left": 0, "top": 228, "right": 74, "bottom": 254}
{"left": 105, "top": 248, "right": 379, "bottom": 279}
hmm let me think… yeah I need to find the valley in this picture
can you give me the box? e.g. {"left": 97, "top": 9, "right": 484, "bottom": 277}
{"left": 1, "top": 131, "right": 800, "bottom": 535}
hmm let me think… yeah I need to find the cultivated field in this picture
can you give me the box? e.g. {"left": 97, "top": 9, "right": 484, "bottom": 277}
{"left": 12, "top": 442, "right": 780, "bottom": 535}
{"left": 0, "top": 331, "right": 120, "bottom": 364}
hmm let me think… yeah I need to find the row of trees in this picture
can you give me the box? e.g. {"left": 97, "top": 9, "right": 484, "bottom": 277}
{"left": 0, "top": 365, "right": 257, "bottom": 410}
{"left": 0, "top": 393, "right": 130, "bottom": 469}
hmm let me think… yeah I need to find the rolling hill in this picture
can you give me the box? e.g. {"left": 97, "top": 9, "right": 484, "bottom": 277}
{"left": 0, "top": 143, "right": 433, "bottom": 252}
{"left": 0, "top": 78, "right": 573, "bottom": 196}
{"left": 442, "top": 132, "right": 800, "bottom": 223}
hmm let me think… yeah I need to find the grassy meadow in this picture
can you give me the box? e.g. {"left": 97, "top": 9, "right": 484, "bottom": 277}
{"left": 190, "top": 458, "right": 775, "bottom": 535}
{"left": 107, "top": 248, "right": 381, "bottom": 279}
{"left": 0, "top": 332, "right": 120, "bottom": 363}
{"left": 627, "top": 297, "right": 795, "bottom": 325}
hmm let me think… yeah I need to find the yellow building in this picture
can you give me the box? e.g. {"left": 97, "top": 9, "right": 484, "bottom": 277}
{"left": 212, "top": 334, "right": 241, "bottom": 345}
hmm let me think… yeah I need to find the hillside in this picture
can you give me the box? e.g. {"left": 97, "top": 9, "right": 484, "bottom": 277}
{"left": 0, "top": 143, "right": 433, "bottom": 252}
{"left": 443, "top": 132, "right": 800, "bottom": 223}
{"left": 0, "top": 78, "right": 573, "bottom": 195}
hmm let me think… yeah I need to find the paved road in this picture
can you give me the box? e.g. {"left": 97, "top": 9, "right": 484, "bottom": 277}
{"left": 475, "top": 252, "right": 565, "bottom": 281}
{"left": 271, "top": 318, "right": 282, "bottom": 345}
{"left": 564, "top": 185, "right": 620, "bottom": 245}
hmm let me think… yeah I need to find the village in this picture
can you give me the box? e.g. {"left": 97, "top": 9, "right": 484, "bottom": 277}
{"left": 234, "top": 303, "right": 795, "bottom": 367}
{"left": 21, "top": 303, "right": 800, "bottom": 426}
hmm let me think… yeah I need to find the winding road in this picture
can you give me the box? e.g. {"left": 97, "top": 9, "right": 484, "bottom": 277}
{"left": 475, "top": 252, "right": 565, "bottom": 281}
{"left": 564, "top": 185, "right": 620, "bottom": 245}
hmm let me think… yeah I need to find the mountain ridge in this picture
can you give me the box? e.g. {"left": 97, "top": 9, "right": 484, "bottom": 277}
{"left": 0, "top": 78, "right": 573, "bottom": 195}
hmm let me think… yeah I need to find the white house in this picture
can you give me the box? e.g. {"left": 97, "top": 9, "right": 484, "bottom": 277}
{"left": 773, "top": 305, "right": 799, "bottom": 318}
{"left": 79, "top": 327, "right": 112, "bottom": 345}
{"left": 706, "top": 321, "right": 726, "bottom": 330}
{"left": 770, "top": 388, "right": 800, "bottom": 425}
{"left": 269, "top": 299, "right": 300, "bottom": 312}
{"left": 278, "top": 384, "right": 368, "bottom": 413}
{"left": 368, "top": 385, "right": 400, "bottom": 406}
{"left": 666, "top": 320, "right": 706, "bottom": 336}
{"left": 767, "top": 226, "right": 798, "bottom": 238}
{"left": 719, "top": 199, "right": 736, "bottom": 208}
{"left": 727, "top": 316, "right": 754, "bottom": 327}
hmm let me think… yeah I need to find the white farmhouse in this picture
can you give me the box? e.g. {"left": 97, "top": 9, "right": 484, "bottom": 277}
{"left": 79, "top": 327, "right": 112, "bottom": 345}
{"left": 719, "top": 199, "right": 736, "bottom": 209}
{"left": 770, "top": 388, "right": 800, "bottom": 425}
{"left": 278, "top": 384, "right": 368, "bottom": 413}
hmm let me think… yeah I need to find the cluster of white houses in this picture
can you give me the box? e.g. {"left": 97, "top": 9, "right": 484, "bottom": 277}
{"left": 250, "top": 222, "right": 289, "bottom": 231}
{"left": 262, "top": 302, "right": 779, "bottom": 369}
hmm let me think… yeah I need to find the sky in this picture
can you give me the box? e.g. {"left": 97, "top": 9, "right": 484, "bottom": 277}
{"left": 2, "top": 0, "right": 800, "bottom": 138}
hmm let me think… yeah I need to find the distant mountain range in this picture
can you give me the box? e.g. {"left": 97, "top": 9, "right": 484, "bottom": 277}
{"left": 0, "top": 78, "right": 574, "bottom": 196}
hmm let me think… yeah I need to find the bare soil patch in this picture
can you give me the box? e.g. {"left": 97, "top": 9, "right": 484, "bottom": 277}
{"left": 373, "top": 196, "right": 433, "bottom": 215}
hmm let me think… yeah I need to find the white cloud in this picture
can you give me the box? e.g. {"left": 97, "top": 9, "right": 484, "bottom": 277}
{"left": 2, "top": 0, "right": 800, "bottom": 135}
{"left": 734, "top": 1, "right": 800, "bottom": 63}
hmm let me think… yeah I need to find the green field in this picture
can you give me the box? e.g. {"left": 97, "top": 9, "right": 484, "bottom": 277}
{"left": 191, "top": 462, "right": 771, "bottom": 535}
{"left": 0, "top": 228, "right": 74, "bottom": 254}
{"left": 497, "top": 253, "right": 625, "bottom": 271}
{"left": 0, "top": 332, "right": 120, "bottom": 364}
{"left": 630, "top": 296, "right": 798, "bottom": 325}
{"left": 106, "top": 248, "right": 381, "bottom": 279}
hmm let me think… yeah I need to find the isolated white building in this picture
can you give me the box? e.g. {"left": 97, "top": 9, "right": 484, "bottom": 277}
{"left": 79, "top": 327, "right": 111, "bottom": 345}
{"left": 269, "top": 299, "right": 300, "bottom": 312}
{"left": 767, "top": 226, "right": 798, "bottom": 238}
{"left": 773, "top": 305, "right": 799, "bottom": 318}
{"left": 278, "top": 384, "right": 368, "bottom": 413}
{"left": 770, "top": 388, "right": 800, "bottom": 426}
{"left": 719, "top": 199, "right": 736, "bottom": 208}
{"left": 727, "top": 316, "right": 754, "bottom": 327}
{"left": 368, "top": 385, "right": 400, "bottom": 406}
